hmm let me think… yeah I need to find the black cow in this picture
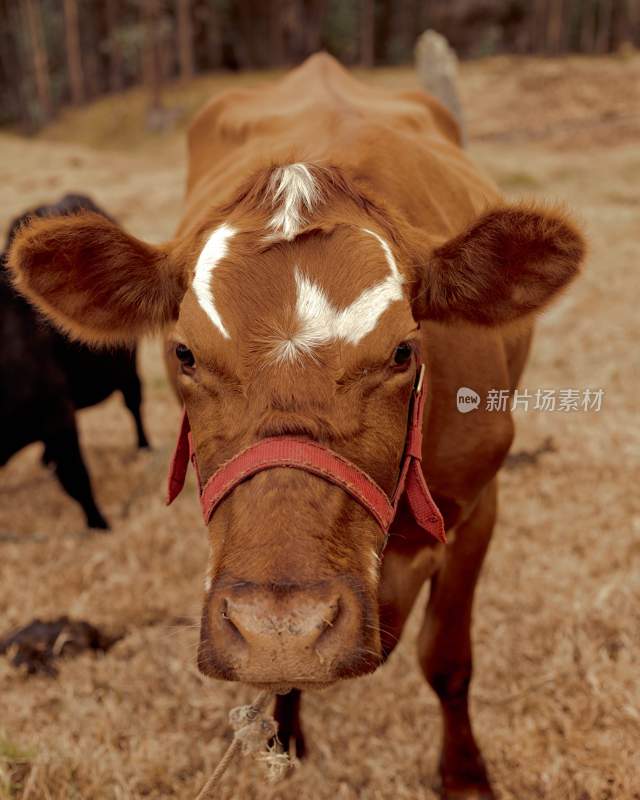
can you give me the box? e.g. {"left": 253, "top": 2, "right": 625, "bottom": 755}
{"left": 1, "top": 194, "right": 149, "bottom": 530}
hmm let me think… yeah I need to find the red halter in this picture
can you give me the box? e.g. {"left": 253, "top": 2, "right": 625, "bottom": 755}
{"left": 166, "top": 364, "right": 446, "bottom": 546}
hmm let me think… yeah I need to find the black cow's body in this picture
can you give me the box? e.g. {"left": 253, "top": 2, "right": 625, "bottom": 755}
{"left": 0, "top": 195, "right": 149, "bottom": 530}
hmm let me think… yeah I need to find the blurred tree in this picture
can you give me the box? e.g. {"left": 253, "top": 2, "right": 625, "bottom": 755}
{"left": 289, "top": 0, "right": 327, "bottom": 59}
{"left": 546, "top": 0, "right": 567, "bottom": 53}
{"left": 387, "top": 0, "right": 419, "bottom": 63}
{"left": 324, "top": 0, "right": 359, "bottom": 64}
{"left": 1, "top": 0, "right": 640, "bottom": 130}
{"left": 360, "top": 0, "right": 375, "bottom": 66}
{"left": 193, "top": 1, "right": 224, "bottom": 71}
{"left": 141, "top": 0, "right": 166, "bottom": 124}
{"left": 22, "top": 0, "right": 53, "bottom": 121}
{"left": 0, "top": 0, "right": 30, "bottom": 126}
{"left": 177, "top": 0, "right": 195, "bottom": 79}
{"left": 233, "top": 0, "right": 268, "bottom": 67}
{"left": 105, "top": 0, "right": 125, "bottom": 92}
{"left": 63, "top": 0, "right": 84, "bottom": 103}
{"left": 580, "top": 0, "right": 598, "bottom": 51}
{"left": 595, "top": 0, "right": 614, "bottom": 52}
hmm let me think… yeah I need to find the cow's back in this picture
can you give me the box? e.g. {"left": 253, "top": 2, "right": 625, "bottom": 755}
{"left": 184, "top": 54, "right": 499, "bottom": 238}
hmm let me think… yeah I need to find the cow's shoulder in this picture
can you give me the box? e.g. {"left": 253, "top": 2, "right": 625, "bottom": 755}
{"left": 422, "top": 322, "right": 530, "bottom": 505}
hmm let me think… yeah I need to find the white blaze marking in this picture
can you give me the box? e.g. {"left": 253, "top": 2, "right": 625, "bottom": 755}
{"left": 268, "top": 163, "right": 319, "bottom": 241}
{"left": 274, "top": 228, "right": 404, "bottom": 361}
{"left": 192, "top": 224, "right": 236, "bottom": 338}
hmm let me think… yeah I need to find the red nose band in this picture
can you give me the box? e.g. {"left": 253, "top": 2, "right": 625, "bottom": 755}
{"left": 166, "top": 364, "right": 446, "bottom": 546}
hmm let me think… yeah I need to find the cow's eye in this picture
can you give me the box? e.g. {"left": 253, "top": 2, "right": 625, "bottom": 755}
{"left": 175, "top": 343, "right": 195, "bottom": 371}
{"left": 392, "top": 342, "right": 413, "bottom": 367}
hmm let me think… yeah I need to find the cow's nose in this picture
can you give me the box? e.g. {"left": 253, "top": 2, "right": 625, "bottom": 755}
{"left": 225, "top": 592, "right": 339, "bottom": 650}
{"left": 202, "top": 579, "right": 374, "bottom": 685}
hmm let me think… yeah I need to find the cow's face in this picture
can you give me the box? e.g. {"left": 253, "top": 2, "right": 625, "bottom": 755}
{"left": 171, "top": 211, "right": 420, "bottom": 685}
{"left": 7, "top": 164, "right": 585, "bottom": 688}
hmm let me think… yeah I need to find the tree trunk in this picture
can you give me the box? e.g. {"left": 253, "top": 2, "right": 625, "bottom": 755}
{"left": 629, "top": 0, "right": 640, "bottom": 47}
{"left": 269, "top": 0, "right": 285, "bottom": 67}
{"left": 234, "top": 0, "right": 264, "bottom": 68}
{"left": 546, "top": 0, "right": 566, "bottom": 53}
{"left": 177, "top": 0, "right": 194, "bottom": 80}
{"left": 360, "top": 0, "right": 375, "bottom": 67}
{"left": 63, "top": 0, "right": 84, "bottom": 104}
{"left": 387, "top": 0, "right": 418, "bottom": 62}
{"left": 22, "top": 0, "right": 52, "bottom": 121}
{"left": 142, "top": 0, "right": 164, "bottom": 114}
{"left": 205, "top": 4, "right": 224, "bottom": 69}
{"left": 595, "top": 0, "right": 614, "bottom": 52}
{"left": 533, "top": 0, "right": 549, "bottom": 52}
{"left": 580, "top": 0, "right": 597, "bottom": 52}
{"left": 0, "top": 0, "right": 30, "bottom": 127}
{"left": 303, "top": 0, "right": 327, "bottom": 56}
{"left": 106, "top": 0, "right": 124, "bottom": 92}
{"left": 611, "top": 0, "right": 631, "bottom": 50}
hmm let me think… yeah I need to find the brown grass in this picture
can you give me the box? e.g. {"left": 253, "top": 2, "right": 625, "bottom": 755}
{"left": 1, "top": 56, "right": 639, "bottom": 800}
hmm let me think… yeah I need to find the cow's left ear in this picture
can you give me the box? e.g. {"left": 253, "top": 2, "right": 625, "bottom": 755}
{"left": 412, "top": 204, "right": 586, "bottom": 326}
{"left": 7, "top": 212, "right": 187, "bottom": 345}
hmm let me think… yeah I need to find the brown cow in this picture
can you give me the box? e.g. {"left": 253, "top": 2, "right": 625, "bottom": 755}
{"left": 8, "top": 54, "right": 584, "bottom": 798}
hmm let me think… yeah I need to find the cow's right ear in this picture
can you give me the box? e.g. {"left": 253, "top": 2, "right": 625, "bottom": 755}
{"left": 7, "top": 212, "right": 187, "bottom": 345}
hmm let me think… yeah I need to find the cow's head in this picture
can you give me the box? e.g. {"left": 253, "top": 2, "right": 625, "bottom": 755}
{"left": 7, "top": 164, "right": 584, "bottom": 688}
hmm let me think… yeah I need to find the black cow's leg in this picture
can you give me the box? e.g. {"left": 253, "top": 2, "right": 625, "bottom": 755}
{"left": 46, "top": 425, "right": 110, "bottom": 531}
{"left": 417, "top": 481, "right": 497, "bottom": 800}
{"left": 273, "top": 689, "right": 306, "bottom": 759}
{"left": 121, "top": 369, "right": 149, "bottom": 449}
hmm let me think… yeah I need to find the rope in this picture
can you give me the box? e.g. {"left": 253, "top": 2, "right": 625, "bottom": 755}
{"left": 195, "top": 690, "right": 291, "bottom": 799}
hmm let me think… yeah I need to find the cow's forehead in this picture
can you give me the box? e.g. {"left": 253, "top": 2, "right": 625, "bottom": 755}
{"left": 179, "top": 163, "right": 414, "bottom": 366}
{"left": 187, "top": 224, "right": 410, "bottom": 360}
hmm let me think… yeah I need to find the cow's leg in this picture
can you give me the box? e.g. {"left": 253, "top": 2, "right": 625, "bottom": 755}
{"left": 418, "top": 481, "right": 496, "bottom": 800}
{"left": 45, "top": 424, "right": 110, "bottom": 531}
{"left": 273, "top": 689, "right": 306, "bottom": 758}
{"left": 120, "top": 368, "right": 149, "bottom": 449}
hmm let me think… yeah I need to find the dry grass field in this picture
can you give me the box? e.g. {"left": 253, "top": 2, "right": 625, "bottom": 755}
{"left": 1, "top": 55, "right": 639, "bottom": 800}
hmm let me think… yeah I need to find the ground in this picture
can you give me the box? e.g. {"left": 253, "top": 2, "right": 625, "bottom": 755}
{"left": 0, "top": 55, "right": 639, "bottom": 800}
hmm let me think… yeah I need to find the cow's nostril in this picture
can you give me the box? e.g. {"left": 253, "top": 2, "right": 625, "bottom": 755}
{"left": 220, "top": 598, "right": 245, "bottom": 643}
{"left": 317, "top": 597, "right": 341, "bottom": 638}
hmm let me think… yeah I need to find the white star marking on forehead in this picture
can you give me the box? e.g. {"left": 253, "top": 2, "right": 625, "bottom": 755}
{"left": 272, "top": 228, "right": 405, "bottom": 363}
{"left": 192, "top": 223, "right": 236, "bottom": 338}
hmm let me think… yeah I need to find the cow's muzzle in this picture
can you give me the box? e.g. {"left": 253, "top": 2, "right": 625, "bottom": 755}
{"left": 198, "top": 577, "right": 379, "bottom": 686}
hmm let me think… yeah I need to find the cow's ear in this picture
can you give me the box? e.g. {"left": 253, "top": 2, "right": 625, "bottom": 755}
{"left": 7, "top": 212, "right": 187, "bottom": 344}
{"left": 412, "top": 204, "right": 585, "bottom": 326}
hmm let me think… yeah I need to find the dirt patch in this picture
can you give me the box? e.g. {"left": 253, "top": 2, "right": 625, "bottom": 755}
{"left": 0, "top": 57, "right": 639, "bottom": 800}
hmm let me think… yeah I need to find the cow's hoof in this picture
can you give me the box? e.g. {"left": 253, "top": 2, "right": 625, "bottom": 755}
{"left": 87, "top": 515, "right": 110, "bottom": 531}
{"left": 436, "top": 776, "right": 496, "bottom": 800}
{"left": 435, "top": 767, "right": 496, "bottom": 800}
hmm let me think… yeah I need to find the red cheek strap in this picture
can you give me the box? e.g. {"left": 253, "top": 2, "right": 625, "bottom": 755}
{"left": 166, "top": 364, "right": 445, "bottom": 545}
